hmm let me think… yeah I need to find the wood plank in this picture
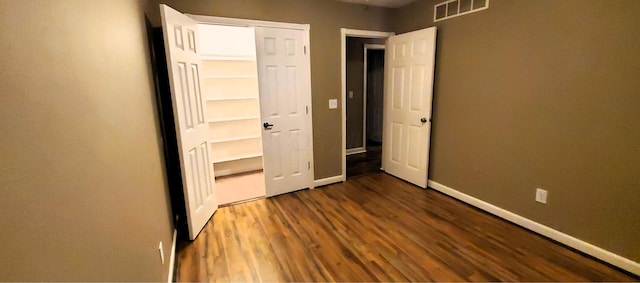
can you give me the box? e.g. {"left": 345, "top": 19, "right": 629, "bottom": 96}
{"left": 176, "top": 173, "right": 638, "bottom": 282}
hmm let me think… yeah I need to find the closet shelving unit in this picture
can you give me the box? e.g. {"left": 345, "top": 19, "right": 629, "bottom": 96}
{"left": 199, "top": 25, "right": 263, "bottom": 178}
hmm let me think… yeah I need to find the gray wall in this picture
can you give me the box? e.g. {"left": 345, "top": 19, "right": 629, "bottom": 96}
{"left": 392, "top": 0, "right": 640, "bottom": 261}
{"left": 3, "top": 1, "right": 634, "bottom": 280}
{"left": 0, "top": 0, "right": 174, "bottom": 281}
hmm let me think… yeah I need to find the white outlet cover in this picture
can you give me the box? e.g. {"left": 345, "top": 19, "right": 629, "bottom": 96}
{"left": 348, "top": 91, "right": 354, "bottom": 99}
{"left": 329, "top": 99, "right": 338, "bottom": 109}
{"left": 535, "top": 188, "right": 548, "bottom": 204}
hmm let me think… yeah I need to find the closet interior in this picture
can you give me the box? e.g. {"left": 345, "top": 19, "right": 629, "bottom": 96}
{"left": 199, "top": 24, "right": 266, "bottom": 205}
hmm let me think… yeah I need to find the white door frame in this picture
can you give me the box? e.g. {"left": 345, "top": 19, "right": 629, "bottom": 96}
{"left": 190, "top": 15, "right": 315, "bottom": 190}
{"left": 341, "top": 28, "right": 394, "bottom": 182}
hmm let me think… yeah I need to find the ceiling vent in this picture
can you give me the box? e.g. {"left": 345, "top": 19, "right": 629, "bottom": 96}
{"left": 434, "top": 0, "right": 489, "bottom": 22}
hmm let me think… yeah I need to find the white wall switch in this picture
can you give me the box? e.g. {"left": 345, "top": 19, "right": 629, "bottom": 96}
{"left": 329, "top": 99, "right": 338, "bottom": 109}
{"left": 348, "top": 91, "right": 354, "bottom": 99}
{"left": 535, "top": 188, "right": 548, "bottom": 204}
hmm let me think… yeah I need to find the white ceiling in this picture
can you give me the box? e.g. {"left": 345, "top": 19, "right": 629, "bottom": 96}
{"left": 338, "top": 0, "right": 418, "bottom": 8}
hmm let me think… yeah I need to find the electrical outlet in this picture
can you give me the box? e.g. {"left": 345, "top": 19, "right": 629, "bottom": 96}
{"left": 158, "top": 241, "right": 165, "bottom": 264}
{"left": 535, "top": 188, "right": 548, "bottom": 204}
{"left": 348, "top": 90, "right": 354, "bottom": 99}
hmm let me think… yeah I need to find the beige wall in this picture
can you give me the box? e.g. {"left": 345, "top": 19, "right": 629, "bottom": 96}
{"left": 146, "top": 0, "right": 392, "bottom": 179}
{"left": 392, "top": 0, "right": 640, "bottom": 261}
{"left": 346, "top": 37, "right": 385, "bottom": 149}
{"left": 0, "top": 0, "right": 174, "bottom": 281}
{"left": 1, "top": 0, "right": 638, "bottom": 280}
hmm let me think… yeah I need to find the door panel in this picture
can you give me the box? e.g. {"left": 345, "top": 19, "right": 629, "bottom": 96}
{"left": 410, "top": 66, "right": 426, "bottom": 111}
{"left": 160, "top": 4, "right": 217, "bottom": 240}
{"left": 382, "top": 27, "right": 437, "bottom": 188}
{"left": 392, "top": 68, "right": 404, "bottom": 109}
{"left": 391, "top": 123, "right": 403, "bottom": 162}
{"left": 286, "top": 67, "right": 299, "bottom": 115}
{"left": 407, "top": 125, "right": 422, "bottom": 169}
{"left": 269, "top": 132, "right": 284, "bottom": 179}
{"left": 264, "top": 66, "right": 279, "bottom": 117}
{"left": 255, "top": 27, "right": 313, "bottom": 197}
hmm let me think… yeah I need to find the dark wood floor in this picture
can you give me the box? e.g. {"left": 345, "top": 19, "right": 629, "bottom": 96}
{"left": 176, "top": 173, "right": 637, "bottom": 282}
{"left": 346, "top": 142, "right": 382, "bottom": 177}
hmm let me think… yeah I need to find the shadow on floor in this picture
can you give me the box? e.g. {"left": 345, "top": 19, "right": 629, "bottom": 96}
{"left": 346, "top": 140, "right": 382, "bottom": 178}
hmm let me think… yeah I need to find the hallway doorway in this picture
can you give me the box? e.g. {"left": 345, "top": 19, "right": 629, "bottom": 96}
{"left": 342, "top": 28, "right": 393, "bottom": 179}
{"left": 346, "top": 45, "right": 385, "bottom": 178}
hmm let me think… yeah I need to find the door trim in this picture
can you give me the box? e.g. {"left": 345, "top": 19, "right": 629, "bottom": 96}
{"left": 346, "top": 147, "right": 366, "bottom": 155}
{"left": 191, "top": 15, "right": 315, "bottom": 191}
{"left": 314, "top": 175, "right": 345, "bottom": 188}
{"left": 188, "top": 15, "right": 310, "bottom": 31}
{"left": 341, "top": 28, "right": 394, "bottom": 182}
{"left": 166, "top": 229, "right": 177, "bottom": 283}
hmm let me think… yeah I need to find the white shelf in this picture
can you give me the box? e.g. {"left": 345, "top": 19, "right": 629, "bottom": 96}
{"left": 203, "top": 75, "right": 257, "bottom": 79}
{"left": 206, "top": 97, "right": 258, "bottom": 102}
{"left": 210, "top": 135, "right": 262, "bottom": 144}
{"left": 201, "top": 55, "right": 256, "bottom": 61}
{"left": 208, "top": 116, "right": 261, "bottom": 123}
{"left": 212, "top": 153, "right": 263, "bottom": 164}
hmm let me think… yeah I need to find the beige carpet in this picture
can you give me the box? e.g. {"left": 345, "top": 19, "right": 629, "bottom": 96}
{"left": 215, "top": 170, "right": 266, "bottom": 205}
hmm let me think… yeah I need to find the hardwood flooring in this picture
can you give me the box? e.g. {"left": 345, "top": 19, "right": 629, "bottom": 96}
{"left": 176, "top": 173, "right": 638, "bottom": 282}
{"left": 346, "top": 142, "right": 382, "bottom": 178}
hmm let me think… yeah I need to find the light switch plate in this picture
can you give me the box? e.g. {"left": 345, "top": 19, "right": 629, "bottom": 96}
{"left": 535, "top": 188, "right": 548, "bottom": 204}
{"left": 329, "top": 99, "right": 338, "bottom": 109}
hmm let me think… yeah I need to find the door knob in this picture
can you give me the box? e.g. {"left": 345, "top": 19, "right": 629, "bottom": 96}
{"left": 263, "top": 122, "right": 274, "bottom": 129}
{"left": 420, "top": 117, "right": 428, "bottom": 123}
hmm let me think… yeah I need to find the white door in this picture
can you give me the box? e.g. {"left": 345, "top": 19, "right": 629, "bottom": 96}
{"left": 382, "top": 27, "right": 437, "bottom": 188}
{"left": 160, "top": 4, "right": 217, "bottom": 240}
{"left": 255, "top": 27, "right": 314, "bottom": 197}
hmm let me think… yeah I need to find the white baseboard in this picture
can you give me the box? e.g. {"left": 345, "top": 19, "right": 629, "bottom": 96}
{"left": 314, "top": 175, "right": 344, "bottom": 187}
{"left": 167, "top": 229, "right": 177, "bottom": 283}
{"left": 427, "top": 180, "right": 640, "bottom": 276}
{"left": 346, "top": 147, "right": 367, "bottom": 155}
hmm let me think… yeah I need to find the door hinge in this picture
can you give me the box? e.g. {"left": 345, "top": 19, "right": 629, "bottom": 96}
{"left": 308, "top": 161, "right": 311, "bottom": 170}
{"left": 304, "top": 46, "right": 307, "bottom": 55}
{"left": 306, "top": 105, "right": 309, "bottom": 114}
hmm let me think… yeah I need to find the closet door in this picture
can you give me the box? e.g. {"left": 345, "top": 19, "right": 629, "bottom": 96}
{"left": 255, "top": 27, "right": 314, "bottom": 197}
{"left": 160, "top": 4, "right": 217, "bottom": 240}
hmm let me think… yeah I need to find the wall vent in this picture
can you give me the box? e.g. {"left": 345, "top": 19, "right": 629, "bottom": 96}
{"left": 434, "top": 0, "right": 489, "bottom": 22}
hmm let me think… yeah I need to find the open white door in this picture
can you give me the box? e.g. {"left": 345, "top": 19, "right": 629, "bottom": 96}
{"left": 160, "top": 4, "right": 217, "bottom": 240}
{"left": 255, "top": 27, "right": 314, "bottom": 197}
{"left": 382, "top": 27, "right": 437, "bottom": 188}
